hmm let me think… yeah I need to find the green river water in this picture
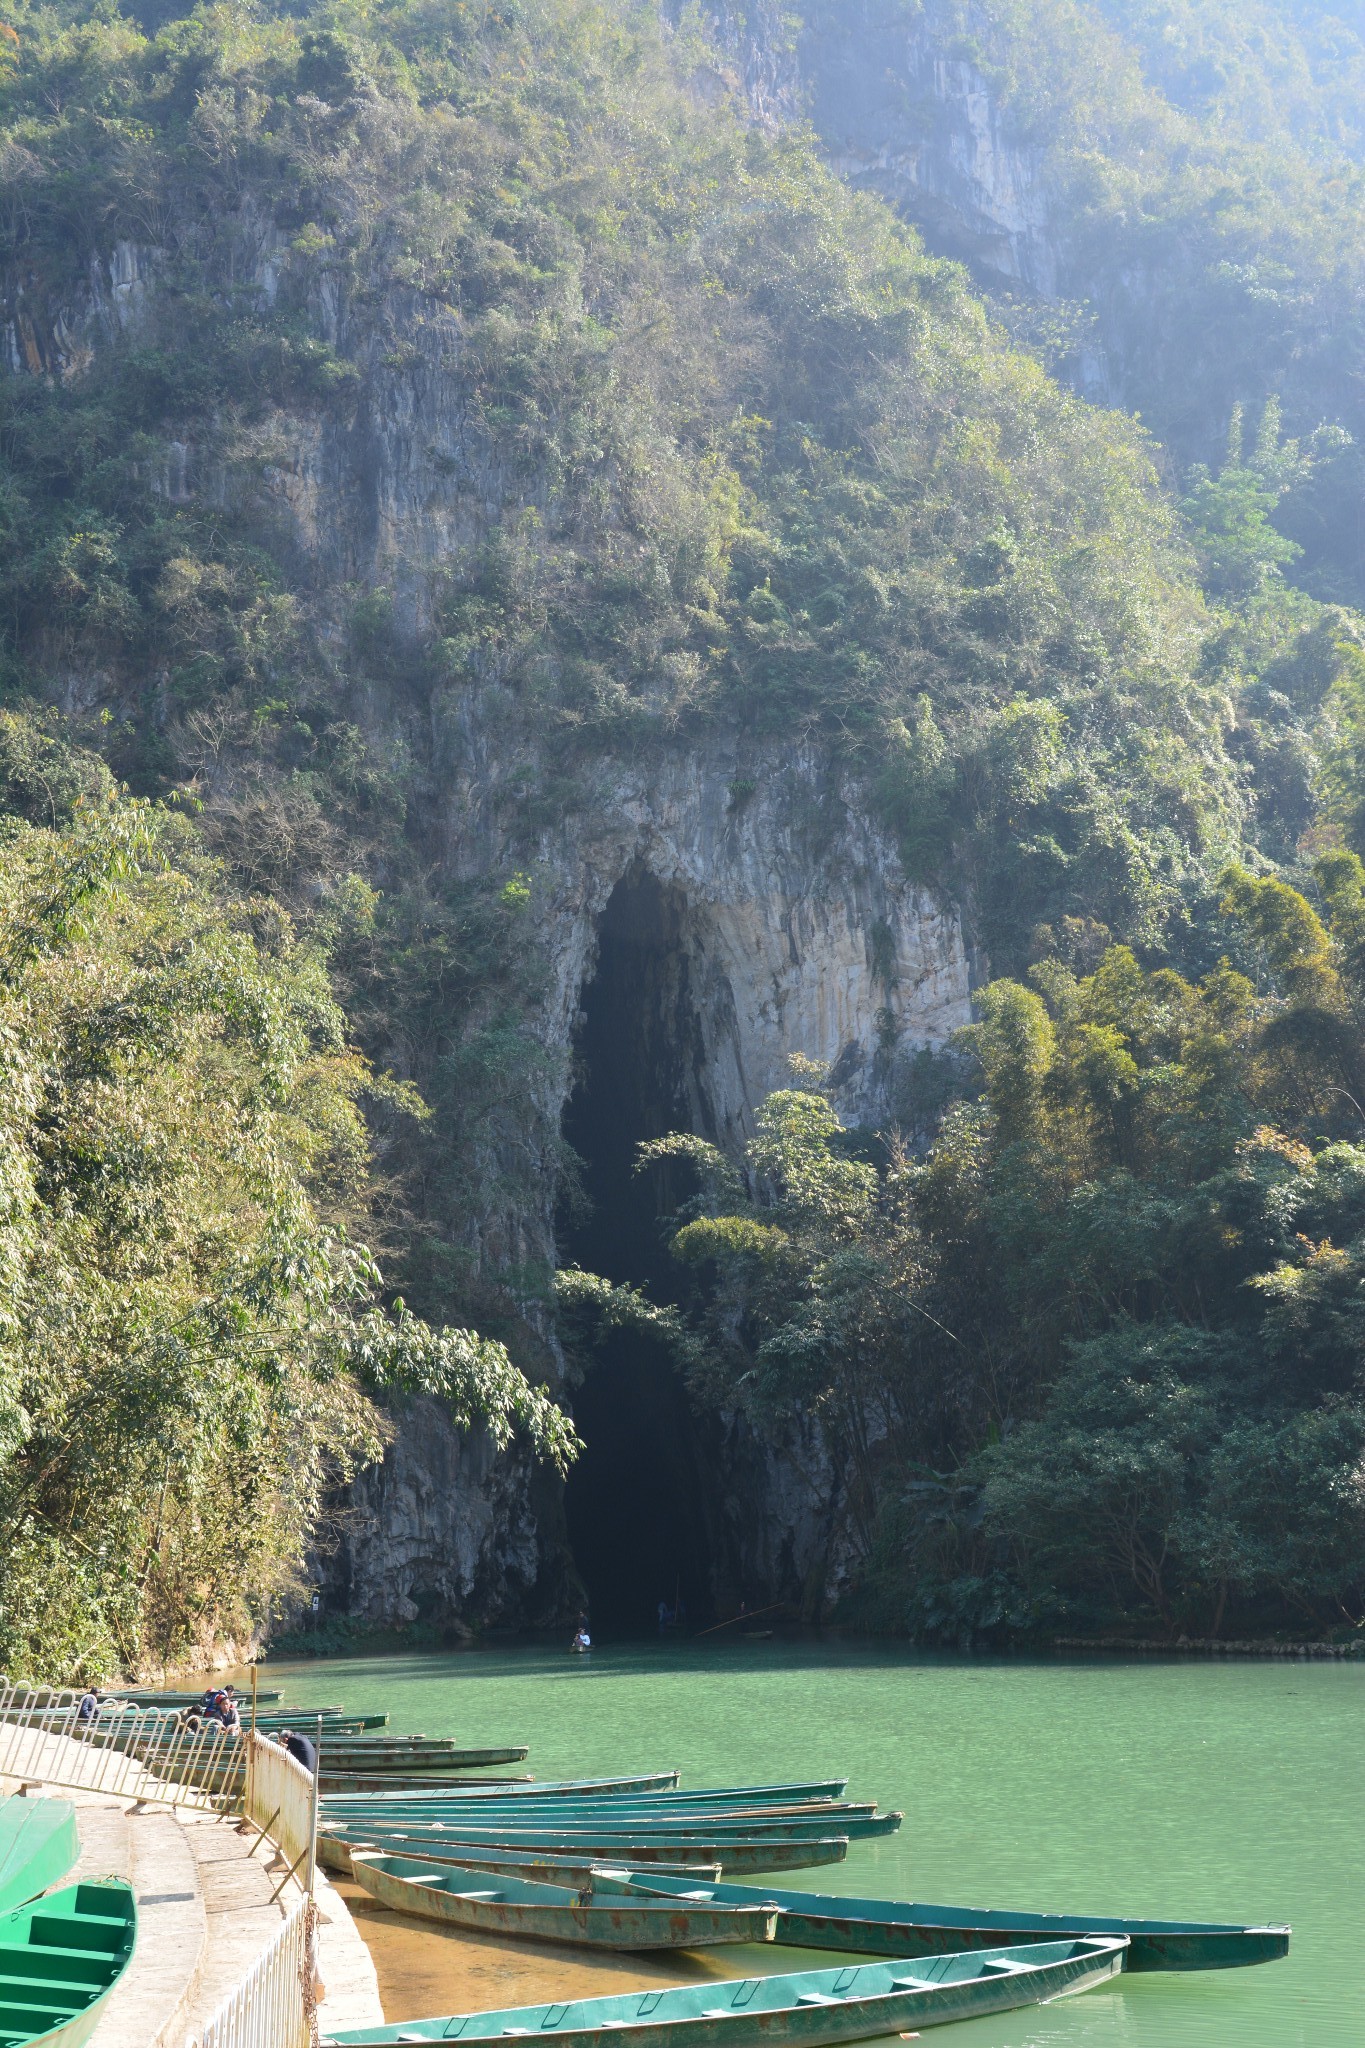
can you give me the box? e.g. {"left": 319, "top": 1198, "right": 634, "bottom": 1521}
{"left": 267, "top": 1640, "right": 1362, "bottom": 2046}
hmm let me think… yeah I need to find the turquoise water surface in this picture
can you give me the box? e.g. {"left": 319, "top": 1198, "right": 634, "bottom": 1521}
{"left": 268, "top": 1640, "right": 1362, "bottom": 2045}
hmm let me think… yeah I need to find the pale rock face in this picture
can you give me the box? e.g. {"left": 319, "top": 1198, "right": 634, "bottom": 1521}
{"left": 338, "top": 1400, "right": 548, "bottom": 1627}
{"left": 2, "top": 240, "right": 161, "bottom": 382}
{"left": 819, "top": 44, "right": 1058, "bottom": 296}
{"left": 681, "top": 1, "right": 1059, "bottom": 295}
{"left": 533, "top": 746, "right": 970, "bottom": 1144}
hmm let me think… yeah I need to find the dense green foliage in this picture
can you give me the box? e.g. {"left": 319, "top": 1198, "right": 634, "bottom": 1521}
{"left": 0, "top": 713, "right": 573, "bottom": 1679}
{"left": 796, "top": 0, "right": 1365, "bottom": 611}
{"left": 639, "top": 862, "right": 1365, "bottom": 1638}
{"left": 0, "top": 0, "right": 1239, "bottom": 968}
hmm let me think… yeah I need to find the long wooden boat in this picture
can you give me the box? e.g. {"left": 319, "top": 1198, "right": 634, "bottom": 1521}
{"left": 589, "top": 1872, "right": 1292, "bottom": 1973}
{"left": 322, "top": 1778, "right": 833, "bottom": 1809}
{"left": 110, "top": 1687, "right": 283, "bottom": 1706}
{"left": 323, "top": 1934, "right": 1129, "bottom": 2047}
{"left": 318, "top": 1834, "right": 721, "bottom": 1883}
{"left": 323, "top": 1773, "right": 684, "bottom": 1806}
{"left": 314, "top": 1747, "right": 529, "bottom": 1770}
{"left": 317, "top": 1775, "right": 535, "bottom": 1794}
{"left": 0, "top": 1879, "right": 137, "bottom": 2048}
{"left": 327, "top": 1830, "right": 846, "bottom": 1876}
{"left": 0, "top": 1801, "right": 78, "bottom": 1916}
{"left": 317, "top": 1802, "right": 876, "bottom": 1834}
{"left": 320, "top": 1796, "right": 874, "bottom": 1820}
{"left": 323, "top": 1812, "right": 895, "bottom": 1843}
{"left": 349, "top": 1853, "right": 780, "bottom": 1951}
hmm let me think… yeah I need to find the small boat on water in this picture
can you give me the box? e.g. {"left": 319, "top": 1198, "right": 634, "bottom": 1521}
{"left": 363, "top": 1815, "right": 888, "bottom": 1844}
{"left": 331, "top": 1829, "right": 847, "bottom": 1876}
{"left": 588, "top": 1872, "right": 1293, "bottom": 1972}
{"left": 323, "top": 1934, "right": 1129, "bottom": 2046}
{"left": 0, "top": 1879, "right": 137, "bottom": 2047}
{"left": 349, "top": 1853, "right": 780, "bottom": 1951}
{"left": 315, "top": 1770, "right": 535, "bottom": 1793}
{"left": 315, "top": 1810, "right": 894, "bottom": 1844}
{"left": 321, "top": 1778, "right": 835, "bottom": 1809}
{"left": 0, "top": 1799, "right": 78, "bottom": 1915}
{"left": 321, "top": 1796, "right": 877, "bottom": 1822}
{"left": 318, "top": 1833, "right": 720, "bottom": 1883}
{"left": 315, "top": 1811, "right": 867, "bottom": 1849}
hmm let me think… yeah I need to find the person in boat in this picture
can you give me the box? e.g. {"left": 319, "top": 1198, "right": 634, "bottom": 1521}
{"left": 277, "top": 1727, "right": 318, "bottom": 1774}
{"left": 570, "top": 1625, "right": 591, "bottom": 1653}
{"left": 76, "top": 1688, "right": 100, "bottom": 1727}
{"left": 218, "top": 1695, "right": 242, "bottom": 1735}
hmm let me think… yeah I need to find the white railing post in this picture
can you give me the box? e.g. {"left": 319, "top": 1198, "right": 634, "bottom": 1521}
{"left": 0, "top": 1676, "right": 242, "bottom": 1813}
{"left": 242, "top": 1731, "right": 317, "bottom": 1899}
{"left": 0, "top": 1681, "right": 319, "bottom": 2048}
{"left": 192, "top": 1898, "right": 312, "bottom": 2048}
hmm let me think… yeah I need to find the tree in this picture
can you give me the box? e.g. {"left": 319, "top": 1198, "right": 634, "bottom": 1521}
{"left": 0, "top": 781, "right": 576, "bottom": 1679}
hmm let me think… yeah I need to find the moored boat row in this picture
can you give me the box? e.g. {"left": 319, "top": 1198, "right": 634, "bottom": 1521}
{"left": 65, "top": 1672, "right": 1289, "bottom": 2048}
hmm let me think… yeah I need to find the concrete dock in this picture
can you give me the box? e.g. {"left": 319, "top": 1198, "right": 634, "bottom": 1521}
{"left": 0, "top": 1739, "right": 383, "bottom": 2044}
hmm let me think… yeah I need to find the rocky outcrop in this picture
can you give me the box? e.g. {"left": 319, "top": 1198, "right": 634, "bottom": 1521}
{"left": 1, "top": 240, "right": 161, "bottom": 382}
{"left": 331, "top": 736, "right": 971, "bottom": 1626}
{"left": 506, "top": 744, "right": 970, "bottom": 1148}
{"left": 336, "top": 1400, "right": 553, "bottom": 1628}
{"left": 682, "top": 1, "right": 1060, "bottom": 293}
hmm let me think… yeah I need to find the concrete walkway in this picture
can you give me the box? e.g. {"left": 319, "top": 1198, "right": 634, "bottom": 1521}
{"left": 0, "top": 1742, "right": 383, "bottom": 2043}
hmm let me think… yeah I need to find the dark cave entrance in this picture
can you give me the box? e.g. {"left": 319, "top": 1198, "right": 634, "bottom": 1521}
{"left": 559, "top": 870, "right": 719, "bottom": 1635}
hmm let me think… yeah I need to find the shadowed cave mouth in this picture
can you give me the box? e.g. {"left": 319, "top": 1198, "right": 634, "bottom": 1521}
{"left": 559, "top": 869, "right": 722, "bottom": 1636}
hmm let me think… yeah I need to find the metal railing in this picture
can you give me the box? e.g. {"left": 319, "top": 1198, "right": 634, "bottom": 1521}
{"left": 0, "top": 1680, "right": 239, "bottom": 1811}
{"left": 0, "top": 1680, "right": 326, "bottom": 2048}
{"left": 243, "top": 1729, "right": 319, "bottom": 1898}
{"left": 193, "top": 1896, "right": 316, "bottom": 2048}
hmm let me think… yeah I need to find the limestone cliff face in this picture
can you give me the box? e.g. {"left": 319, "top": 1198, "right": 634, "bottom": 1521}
{"left": 683, "top": 2, "right": 1060, "bottom": 294}
{"left": 493, "top": 745, "right": 970, "bottom": 1146}
{"left": 339, "top": 736, "right": 971, "bottom": 1627}
{"left": 3, "top": 210, "right": 975, "bottom": 1631}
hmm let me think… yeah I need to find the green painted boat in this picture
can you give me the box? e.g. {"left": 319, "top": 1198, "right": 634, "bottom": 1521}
{"left": 588, "top": 1872, "right": 1292, "bottom": 1973}
{"left": 316, "top": 1775, "right": 535, "bottom": 1794}
{"left": 315, "top": 1818, "right": 892, "bottom": 1851}
{"left": 349, "top": 1853, "right": 780, "bottom": 1951}
{"left": 0, "top": 1879, "right": 137, "bottom": 2048}
{"left": 307, "top": 1748, "right": 477, "bottom": 1762}
{"left": 180, "top": 1755, "right": 534, "bottom": 1782}
{"left": 318, "top": 1803, "right": 876, "bottom": 1835}
{"left": 323, "top": 1935, "right": 1128, "bottom": 2047}
{"left": 111, "top": 1687, "right": 283, "bottom": 1706}
{"left": 0, "top": 1804, "right": 77, "bottom": 1917}
{"left": 321, "top": 1796, "right": 874, "bottom": 1820}
{"left": 329, "top": 1830, "right": 846, "bottom": 1876}
{"left": 318, "top": 1834, "right": 720, "bottom": 1883}
{"left": 322, "top": 1779, "right": 833, "bottom": 1809}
